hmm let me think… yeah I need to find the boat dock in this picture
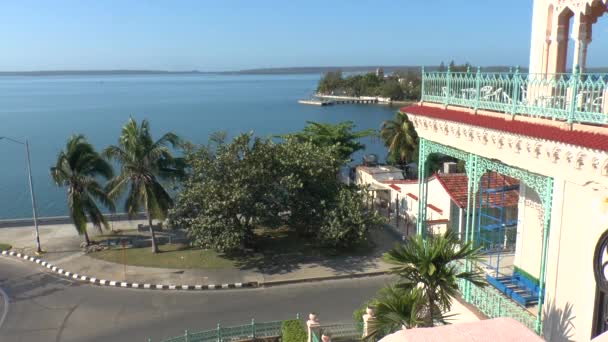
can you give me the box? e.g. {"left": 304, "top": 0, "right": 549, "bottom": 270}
{"left": 298, "top": 96, "right": 380, "bottom": 106}
{"left": 298, "top": 99, "right": 334, "bottom": 106}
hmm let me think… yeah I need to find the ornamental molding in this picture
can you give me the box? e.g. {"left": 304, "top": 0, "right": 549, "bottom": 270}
{"left": 409, "top": 115, "right": 608, "bottom": 182}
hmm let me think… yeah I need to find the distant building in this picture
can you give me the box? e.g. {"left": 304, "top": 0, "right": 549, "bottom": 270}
{"left": 375, "top": 67, "right": 384, "bottom": 79}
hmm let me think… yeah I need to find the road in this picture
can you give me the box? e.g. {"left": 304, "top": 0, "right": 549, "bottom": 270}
{"left": 0, "top": 257, "right": 391, "bottom": 342}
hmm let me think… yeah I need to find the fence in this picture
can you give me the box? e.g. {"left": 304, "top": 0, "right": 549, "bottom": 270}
{"left": 452, "top": 261, "right": 537, "bottom": 331}
{"left": 152, "top": 319, "right": 284, "bottom": 342}
{"left": 421, "top": 67, "right": 608, "bottom": 125}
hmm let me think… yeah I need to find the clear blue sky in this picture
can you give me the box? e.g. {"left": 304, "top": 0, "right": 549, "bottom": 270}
{"left": 2, "top": 0, "right": 608, "bottom": 71}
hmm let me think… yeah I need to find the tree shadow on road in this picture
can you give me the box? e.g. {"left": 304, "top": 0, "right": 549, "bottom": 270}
{"left": 229, "top": 226, "right": 396, "bottom": 275}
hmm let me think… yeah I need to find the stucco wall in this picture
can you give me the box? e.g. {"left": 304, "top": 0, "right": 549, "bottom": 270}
{"left": 514, "top": 183, "right": 544, "bottom": 279}
{"left": 543, "top": 179, "right": 608, "bottom": 341}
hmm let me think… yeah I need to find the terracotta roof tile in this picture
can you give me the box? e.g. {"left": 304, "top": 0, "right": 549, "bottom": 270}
{"left": 388, "top": 184, "right": 401, "bottom": 191}
{"left": 401, "top": 105, "right": 608, "bottom": 151}
{"left": 435, "top": 172, "right": 520, "bottom": 209}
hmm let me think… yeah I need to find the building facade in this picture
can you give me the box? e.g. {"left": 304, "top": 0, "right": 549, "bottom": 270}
{"left": 403, "top": 0, "right": 608, "bottom": 340}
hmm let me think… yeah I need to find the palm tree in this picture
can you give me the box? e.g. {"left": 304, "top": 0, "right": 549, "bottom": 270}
{"left": 104, "top": 118, "right": 183, "bottom": 253}
{"left": 51, "top": 135, "right": 115, "bottom": 246}
{"left": 364, "top": 285, "right": 424, "bottom": 341}
{"left": 380, "top": 112, "right": 418, "bottom": 167}
{"left": 383, "top": 231, "right": 485, "bottom": 327}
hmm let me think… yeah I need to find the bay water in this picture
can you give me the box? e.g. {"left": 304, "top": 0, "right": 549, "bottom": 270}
{"left": 0, "top": 74, "right": 396, "bottom": 219}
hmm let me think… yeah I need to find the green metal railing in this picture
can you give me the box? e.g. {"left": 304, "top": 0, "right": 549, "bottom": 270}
{"left": 452, "top": 261, "right": 537, "bottom": 331}
{"left": 318, "top": 322, "right": 364, "bottom": 340}
{"left": 152, "top": 319, "right": 284, "bottom": 342}
{"left": 421, "top": 66, "right": 608, "bottom": 125}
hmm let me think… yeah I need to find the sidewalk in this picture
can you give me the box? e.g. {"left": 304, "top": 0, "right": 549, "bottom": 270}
{"left": 0, "top": 220, "right": 396, "bottom": 286}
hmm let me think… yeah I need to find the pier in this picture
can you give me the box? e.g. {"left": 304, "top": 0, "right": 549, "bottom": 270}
{"left": 298, "top": 95, "right": 381, "bottom": 106}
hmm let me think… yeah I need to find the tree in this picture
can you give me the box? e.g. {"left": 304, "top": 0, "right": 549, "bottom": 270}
{"left": 318, "top": 185, "right": 384, "bottom": 248}
{"left": 364, "top": 285, "right": 424, "bottom": 341}
{"left": 170, "top": 134, "right": 283, "bottom": 252}
{"left": 282, "top": 121, "right": 375, "bottom": 162}
{"left": 317, "top": 71, "right": 344, "bottom": 94}
{"left": 383, "top": 231, "right": 485, "bottom": 327}
{"left": 170, "top": 130, "right": 377, "bottom": 251}
{"left": 104, "top": 118, "right": 183, "bottom": 253}
{"left": 379, "top": 80, "right": 404, "bottom": 100}
{"left": 51, "top": 135, "right": 115, "bottom": 245}
{"left": 380, "top": 112, "right": 418, "bottom": 167}
{"left": 276, "top": 138, "right": 344, "bottom": 237}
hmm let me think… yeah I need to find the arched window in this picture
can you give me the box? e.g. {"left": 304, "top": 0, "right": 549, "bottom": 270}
{"left": 593, "top": 229, "right": 608, "bottom": 337}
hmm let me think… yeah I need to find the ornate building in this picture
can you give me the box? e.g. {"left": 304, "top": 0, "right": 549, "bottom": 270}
{"left": 401, "top": 0, "right": 608, "bottom": 340}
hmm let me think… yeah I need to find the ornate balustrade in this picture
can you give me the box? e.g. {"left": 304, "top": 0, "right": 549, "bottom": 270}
{"left": 153, "top": 319, "right": 284, "bottom": 342}
{"left": 452, "top": 261, "right": 537, "bottom": 331}
{"left": 422, "top": 67, "right": 608, "bottom": 125}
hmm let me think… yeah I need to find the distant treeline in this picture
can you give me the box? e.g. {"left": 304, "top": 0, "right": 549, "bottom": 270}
{"left": 4, "top": 64, "right": 606, "bottom": 77}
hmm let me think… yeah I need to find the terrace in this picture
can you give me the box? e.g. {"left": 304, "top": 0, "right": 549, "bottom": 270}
{"left": 421, "top": 67, "right": 608, "bottom": 125}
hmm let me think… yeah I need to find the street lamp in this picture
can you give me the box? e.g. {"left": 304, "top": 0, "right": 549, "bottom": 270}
{"left": 0, "top": 136, "right": 42, "bottom": 254}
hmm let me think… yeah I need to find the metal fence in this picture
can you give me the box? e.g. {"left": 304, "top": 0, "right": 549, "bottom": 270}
{"left": 318, "top": 322, "right": 363, "bottom": 340}
{"left": 152, "top": 319, "right": 284, "bottom": 342}
{"left": 422, "top": 67, "right": 608, "bottom": 125}
{"left": 452, "top": 261, "right": 537, "bottom": 331}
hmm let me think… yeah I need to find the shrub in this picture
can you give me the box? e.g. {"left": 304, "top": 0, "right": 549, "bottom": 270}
{"left": 282, "top": 319, "right": 307, "bottom": 342}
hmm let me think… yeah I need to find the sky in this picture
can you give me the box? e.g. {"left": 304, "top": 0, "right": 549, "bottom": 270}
{"left": 1, "top": 0, "right": 608, "bottom": 71}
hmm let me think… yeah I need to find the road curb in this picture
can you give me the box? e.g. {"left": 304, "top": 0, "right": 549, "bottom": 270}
{"left": 260, "top": 271, "right": 390, "bottom": 287}
{"left": 0, "top": 250, "right": 258, "bottom": 291}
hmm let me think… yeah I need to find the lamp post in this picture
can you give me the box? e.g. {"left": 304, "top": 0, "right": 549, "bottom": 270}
{"left": 0, "top": 136, "right": 42, "bottom": 254}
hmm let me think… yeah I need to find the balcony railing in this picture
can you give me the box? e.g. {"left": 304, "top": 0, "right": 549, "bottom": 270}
{"left": 421, "top": 67, "right": 608, "bottom": 125}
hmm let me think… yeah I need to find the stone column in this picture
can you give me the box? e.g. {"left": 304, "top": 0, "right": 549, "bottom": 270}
{"left": 306, "top": 313, "right": 320, "bottom": 342}
{"left": 362, "top": 307, "right": 375, "bottom": 338}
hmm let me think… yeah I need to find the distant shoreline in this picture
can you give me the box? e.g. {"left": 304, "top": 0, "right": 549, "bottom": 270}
{"left": 0, "top": 65, "right": 572, "bottom": 77}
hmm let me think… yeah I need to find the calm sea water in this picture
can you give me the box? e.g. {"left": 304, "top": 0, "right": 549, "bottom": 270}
{"left": 0, "top": 74, "right": 396, "bottom": 219}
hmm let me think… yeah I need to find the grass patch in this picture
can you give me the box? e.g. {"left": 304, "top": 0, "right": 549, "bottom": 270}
{"left": 251, "top": 226, "right": 373, "bottom": 257}
{"left": 0, "top": 243, "right": 12, "bottom": 251}
{"left": 88, "top": 226, "right": 375, "bottom": 270}
{"left": 89, "top": 243, "right": 237, "bottom": 269}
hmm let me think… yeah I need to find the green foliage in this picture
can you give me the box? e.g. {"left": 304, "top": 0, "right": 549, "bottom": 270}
{"left": 282, "top": 121, "right": 375, "bottom": 162}
{"left": 171, "top": 127, "right": 379, "bottom": 252}
{"left": 277, "top": 138, "right": 344, "bottom": 236}
{"left": 317, "top": 71, "right": 344, "bottom": 94}
{"left": 317, "top": 71, "right": 420, "bottom": 100}
{"left": 281, "top": 320, "right": 307, "bottom": 342}
{"left": 380, "top": 80, "right": 404, "bottom": 101}
{"left": 104, "top": 118, "right": 184, "bottom": 253}
{"left": 383, "top": 231, "right": 485, "bottom": 326}
{"left": 170, "top": 133, "right": 283, "bottom": 252}
{"left": 51, "top": 134, "right": 115, "bottom": 245}
{"left": 364, "top": 286, "right": 424, "bottom": 341}
{"left": 0, "top": 243, "right": 12, "bottom": 251}
{"left": 380, "top": 112, "right": 418, "bottom": 166}
{"left": 318, "top": 185, "right": 384, "bottom": 248}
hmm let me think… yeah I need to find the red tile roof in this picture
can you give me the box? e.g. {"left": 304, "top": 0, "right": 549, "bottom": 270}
{"left": 401, "top": 105, "right": 608, "bottom": 151}
{"left": 389, "top": 184, "right": 401, "bottom": 191}
{"left": 435, "top": 172, "right": 520, "bottom": 209}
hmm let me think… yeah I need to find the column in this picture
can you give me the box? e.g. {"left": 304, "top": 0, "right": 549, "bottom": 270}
{"left": 307, "top": 313, "right": 320, "bottom": 342}
{"left": 362, "top": 307, "right": 375, "bottom": 338}
{"left": 416, "top": 139, "right": 428, "bottom": 236}
{"left": 535, "top": 178, "right": 554, "bottom": 334}
{"left": 547, "top": 13, "right": 569, "bottom": 75}
{"left": 464, "top": 154, "right": 481, "bottom": 301}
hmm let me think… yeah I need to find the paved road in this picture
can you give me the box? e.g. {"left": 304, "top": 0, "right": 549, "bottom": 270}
{"left": 0, "top": 257, "right": 391, "bottom": 342}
